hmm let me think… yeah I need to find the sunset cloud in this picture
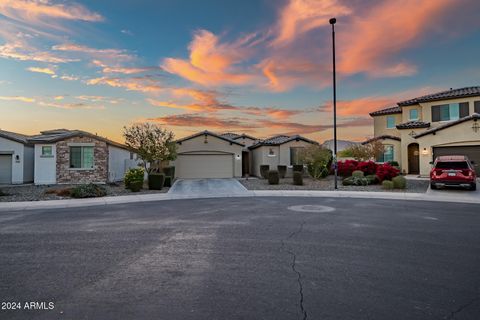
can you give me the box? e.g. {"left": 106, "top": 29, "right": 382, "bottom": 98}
{"left": 0, "top": 96, "right": 35, "bottom": 103}
{"left": 0, "top": 42, "right": 77, "bottom": 63}
{"left": 86, "top": 76, "right": 163, "bottom": 93}
{"left": 27, "top": 66, "right": 56, "bottom": 75}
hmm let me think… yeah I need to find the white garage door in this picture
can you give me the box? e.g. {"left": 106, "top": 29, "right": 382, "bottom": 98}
{"left": 0, "top": 155, "right": 12, "bottom": 184}
{"left": 177, "top": 154, "right": 233, "bottom": 179}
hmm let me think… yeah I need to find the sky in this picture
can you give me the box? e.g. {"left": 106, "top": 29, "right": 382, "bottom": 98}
{"left": 0, "top": 0, "right": 479, "bottom": 143}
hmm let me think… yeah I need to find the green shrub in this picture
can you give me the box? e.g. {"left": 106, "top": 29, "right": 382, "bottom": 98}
{"left": 277, "top": 165, "right": 287, "bottom": 178}
{"left": 392, "top": 175, "right": 407, "bottom": 189}
{"left": 293, "top": 164, "right": 304, "bottom": 173}
{"left": 148, "top": 173, "right": 165, "bottom": 190}
{"left": 268, "top": 170, "right": 280, "bottom": 185}
{"left": 352, "top": 170, "right": 364, "bottom": 178}
{"left": 162, "top": 166, "right": 175, "bottom": 179}
{"left": 298, "top": 145, "right": 332, "bottom": 179}
{"left": 129, "top": 181, "right": 143, "bottom": 192}
{"left": 125, "top": 168, "right": 145, "bottom": 189}
{"left": 382, "top": 180, "right": 394, "bottom": 190}
{"left": 342, "top": 176, "right": 369, "bottom": 186}
{"left": 164, "top": 176, "right": 172, "bottom": 187}
{"left": 366, "top": 175, "right": 379, "bottom": 185}
{"left": 0, "top": 189, "right": 6, "bottom": 196}
{"left": 293, "top": 171, "right": 303, "bottom": 185}
{"left": 70, "top": 184, "right": 107, "bottom": 198}
{"left": 387, "top": 161, "right": 400, "bottom": 167}
{"left": 260, "top": 165, "right": 270, "bottom": 179}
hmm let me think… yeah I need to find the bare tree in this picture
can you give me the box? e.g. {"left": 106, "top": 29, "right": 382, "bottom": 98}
{"left": 344, "top": 140, "right": 384, "bottom": 161}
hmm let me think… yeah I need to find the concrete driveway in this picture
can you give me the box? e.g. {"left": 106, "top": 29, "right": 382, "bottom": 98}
{"left": 427, "top": 178, "right": 480, "bottom": 201}
{"left": 168, "top": 178, "right": 249, "bottom": 197}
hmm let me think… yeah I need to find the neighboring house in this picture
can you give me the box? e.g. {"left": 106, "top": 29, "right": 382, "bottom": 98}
{"left": 0, "top": 130, "right": 34, "bottom": 184}
{"left": 367, "top": 86, "right": 480, "bottom": 175}
{"left": 28, "top": 129, "right": 137, "bottom": 185}
{"left": 249, "top": 135, "right": 319, "bottom": 177}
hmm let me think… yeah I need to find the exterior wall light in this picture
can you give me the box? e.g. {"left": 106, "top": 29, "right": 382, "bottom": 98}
{"left": 472, "top": 121, "right": 479, "bottom": 133}
{"left": 421, "top": 148, "right": 429, "bottom": 155}
{"left": 204, "top": 134, "right": 208, "bottom": 144}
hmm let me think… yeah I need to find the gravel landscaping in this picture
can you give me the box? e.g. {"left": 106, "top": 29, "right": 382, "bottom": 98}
{"left": 239, "top": 175, "right": 429, "bottom": 193}
{"left": 0, "top": 182, "right": 169, "bottom": 202}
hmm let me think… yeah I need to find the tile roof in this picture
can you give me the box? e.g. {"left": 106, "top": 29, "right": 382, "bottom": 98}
{"left": 176, "top": 130, "right": 245, "bottom": 146}
{"left": 414, "top": 113, "right": 480, "bottom": 138}
{"left": 248, "top": 134, "right": 318, "bottom": 150}
{"left": 220, "top": 132, "right": 257, "bottom": 140}
{"left": 369, "top": 106, "right": 402, "bottom": 117}
{"left": 0, "top": 129, "right": 31, "bottom": 144}
{"left": 361, "top": 135, "right": 401, "bottom": 145}
{"left": 396, "top": 121, "right": 431, "bottom": 130}
{"left": 398, "top": 86, "right": 480, "bottom": 106}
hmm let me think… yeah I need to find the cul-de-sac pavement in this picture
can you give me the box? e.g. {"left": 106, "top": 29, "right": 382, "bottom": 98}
{"left": 1, "top": 196, "right": 479, "bottom": 320}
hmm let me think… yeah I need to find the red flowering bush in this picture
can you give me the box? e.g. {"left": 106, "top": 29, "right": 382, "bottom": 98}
{"left": 375, "top": 163, "right": 400, "bottom": 182}
{"left": 337, "top": 160, "right": 358, "bottom": 177}
{"left": 356, "top": 161, "right": 378, "bottom": 175}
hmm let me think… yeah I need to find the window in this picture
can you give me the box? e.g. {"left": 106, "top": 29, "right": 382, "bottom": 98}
{"left": 409, "top": 109, "right": 419, "bottom": 120}
{"left": 431, "top": 102, "right": 469, "bottom": 122}
{"left": 290, "top": 147, "right": 304, "bottom": 165}
{"left": 69, "top": 146, "right": 94, "bottom": 169}
{"left": 268, "top": 148, "right": 276, "bottom": 157}
{"left": 386, "top": 116, "right": 396, "bottom": 128}
{"left": 41, "top": 146, "right": 52, "bottom": 157}
{"left": 475, "top": 101, "right": 480, "bottom": 114}
{"left": 377, "top": 145, "right": 394, "bottom": 162}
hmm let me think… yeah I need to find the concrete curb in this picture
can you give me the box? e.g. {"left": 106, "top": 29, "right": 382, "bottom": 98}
{"left": 0, "top": 189, "right": 478, "bottom": 212}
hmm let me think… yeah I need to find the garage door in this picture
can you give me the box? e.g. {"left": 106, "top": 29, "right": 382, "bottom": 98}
{"left": 433, "top": 146, "right": 480, "bottom": 175}
{"left": 0, "top": 155, "right": 12, "bottom": 184}
{"left": 176, "top": 154, "right": 234, "bottom": 179}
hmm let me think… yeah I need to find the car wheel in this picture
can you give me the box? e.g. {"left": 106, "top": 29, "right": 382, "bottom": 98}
{"left": 430, "top": 182, "right": 437, "bottom": 190}
{"left": 471, "top": 183, "right": 477, "bottom": 191}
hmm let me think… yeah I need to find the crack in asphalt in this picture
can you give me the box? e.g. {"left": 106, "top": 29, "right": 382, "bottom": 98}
{"left": 444, "top": 296, "right": 479, "bottom": 319}
{"left": 281, "top": 221, "right": 308, "bottom": 320}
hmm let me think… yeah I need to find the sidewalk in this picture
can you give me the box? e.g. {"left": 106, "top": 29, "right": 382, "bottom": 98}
{"left": 0, "top": 189, "right": 478, "bottom": 212}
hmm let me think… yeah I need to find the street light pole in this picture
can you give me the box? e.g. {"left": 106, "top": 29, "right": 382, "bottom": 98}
{"left": 329, "top": 17, "right": 338, "bottom": 190}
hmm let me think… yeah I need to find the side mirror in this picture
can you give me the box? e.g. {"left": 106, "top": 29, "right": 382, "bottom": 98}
{"left": 429, "top": 161, "right": 433, "bottom": 165}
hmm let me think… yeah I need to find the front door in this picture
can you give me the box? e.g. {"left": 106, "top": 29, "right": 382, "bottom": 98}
{"left": 408, "top": 143, "right": 419, "bottom": 174}
{"left": 242, "top": 151, "right": 250, "bottom": 176}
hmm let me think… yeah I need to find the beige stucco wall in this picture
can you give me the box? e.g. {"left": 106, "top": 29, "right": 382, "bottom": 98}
{"left": 398, "top": 127, "right": 426, "bottom": 173}
{"left": 174, "top": 134, "right": 243, "bottom": 177}
{"left": 417, "top": 96, "right": 479, "bottom": 129}
{"left": 373, "top": 113, "right": 402, "bottom": 137}
{"left": 415, "top": 119, "right": 480, "bottom": 175}
{"left": 401, "top": 105, "right": 422, "bottom": 122}
{"left": 235, "top": 136, "right": 256, "bottom": 147}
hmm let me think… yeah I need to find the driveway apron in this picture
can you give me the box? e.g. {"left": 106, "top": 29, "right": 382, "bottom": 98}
{"left": 168, "top": 178, "right": 248, "bottom": 197}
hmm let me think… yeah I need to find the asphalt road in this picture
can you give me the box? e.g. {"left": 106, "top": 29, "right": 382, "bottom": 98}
{"left": 0, "top": 197, "right": 479, "bottom": 320}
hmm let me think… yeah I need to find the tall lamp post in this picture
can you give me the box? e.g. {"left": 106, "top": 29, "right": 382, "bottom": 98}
{"left": 329, "top": 17, "right": 338, "bottom": 190}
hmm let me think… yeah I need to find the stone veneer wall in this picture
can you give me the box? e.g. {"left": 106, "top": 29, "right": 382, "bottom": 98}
{"left": 56, "top": 136, "right": 108, "bottom": 184}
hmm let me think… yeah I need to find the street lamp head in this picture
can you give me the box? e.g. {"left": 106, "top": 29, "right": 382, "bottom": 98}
{"left": 329, "top": 17, "right": 336, "bottom": 25}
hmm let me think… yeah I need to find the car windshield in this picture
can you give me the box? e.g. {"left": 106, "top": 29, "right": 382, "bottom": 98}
{"left": 435, "top": 161, "right": 469, "bottom": 169}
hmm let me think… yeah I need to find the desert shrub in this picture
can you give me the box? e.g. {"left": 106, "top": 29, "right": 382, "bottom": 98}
{"left": 56, "top": 188, "right": 72, "bottom": 197}
{"left": 337, "top": 160, "right": 358, "bottom": 177}
{"left": 366, "top": 175, "right": 379, "bottom": 185}
{"left": 260, "top": 165, "right": 270, "bottom": 179}
{"left": 356, "top": 161, "right": 378, "bottom": 175}
{"left": 292, "top": 164, "right": 305, "bottom": 173}
{"left": 392, "top": 175, "right": 407, "bottom": 189}
{"left": 277, "top": 165, "right": 287, "bottom": 178}
{"left": 0, "top": 189, "right": 6, "bottom": 196}
{"left": 268, "top": 170, "right": 280, "bottom": 185}
{"left": 129, "top": 181, "right": 143, "bottom": 192}
{"left": 382, "top": 180, "right": 394, "bottom": 190}
{"left": 162, "top": 166, "right": 175, "bottom": 179}
{"left": 352, "top": 170, "right": 364, "bottom": 178}
{"left": 148, "top": 173, "right": 165, "bottom": 190}
{"left": 125, "top": 168, "right": 145, "bottom": 189}
{"left": 376, "top": 163, "right": 400, "bottom": 182}
{"left": 342, "top": 140, "right": 384, "bottom": 161}
{"left": 293, "top": 171, "right": 303, "bottom": 185}
{"left": 164, "top": 176, "right": 172, "bottom": 187}
{"left": 342, "top": 176, "right": 369, "bottom": 186}
{"left": 70, "top": 184, "right": 107, "bottom": 198}
{"left": 298, "top": 145, "right": 332, "bottom": 179}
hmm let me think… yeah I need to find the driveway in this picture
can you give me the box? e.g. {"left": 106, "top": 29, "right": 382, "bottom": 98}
{"left": 0, "top": 197, "right": 479, "bottom": 320}
{"left": 427, "top": 178, "right": 480, "bottom": 201}
{"left": 168, "top": 178, "right": 248, "bottom": 197}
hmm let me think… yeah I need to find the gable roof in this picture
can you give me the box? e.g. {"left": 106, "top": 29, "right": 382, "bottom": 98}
{"left": 220, "top": 132, "right": 257, "bottom": 140}
{"left": 396, "top": 121, "right": 431, "bottom": 130}
{"left": 398, "top": 86, "right": 480, "bottom": 106}
{"left": 28, "top": 129, "right": 131, "bottom": 151}
{"left": 414, "top": 113, "right": 480, "bottom": 138}
{"left": 176, "top": 130, "right": 245, "bottom": 146}
{"left": 249, "top": 134, "right": 318, "bottom": 150}
{"left": 0, "top": 129, "right": 31, "bottom": 145}
{"left": 369, "top": 106, "right": 402, "bottom": 117}
{"left": 361, "top": 135, "right": 401, "bottom": 145}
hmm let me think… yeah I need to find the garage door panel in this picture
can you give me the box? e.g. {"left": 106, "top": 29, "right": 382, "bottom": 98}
{"left": 433, "top": 146, "right": 480, "bottom": 175}
{"left": 177, "top": 154, "right": 233, "bottom": 179}
{"left": 0, "top": 155, "right": 12, "bottom": 184}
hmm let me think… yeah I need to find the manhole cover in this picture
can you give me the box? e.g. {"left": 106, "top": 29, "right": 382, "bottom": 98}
{"left": 287, "top": 205, "right": 335, "bottom": 213}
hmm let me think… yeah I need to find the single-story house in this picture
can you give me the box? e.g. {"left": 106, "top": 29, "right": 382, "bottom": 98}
{"left": 27, "top": 129, "right": 138, "bottom": 185}
{"left": 171, "top": 130, "right": 319, "bottom": 179}
{"left": 367, "top": 86, "right": 480, "bottom": 175}
{"left": 0, "top": 130, "right": 34, "bottom": 184}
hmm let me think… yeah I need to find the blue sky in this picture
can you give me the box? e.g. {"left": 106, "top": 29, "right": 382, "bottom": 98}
{"left": 0, "top": 0, "right": 479, "bottom": 142}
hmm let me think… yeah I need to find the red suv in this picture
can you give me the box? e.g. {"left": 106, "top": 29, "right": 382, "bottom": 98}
{"left": 430, "top": 155, "right": 477, "bottom": 190}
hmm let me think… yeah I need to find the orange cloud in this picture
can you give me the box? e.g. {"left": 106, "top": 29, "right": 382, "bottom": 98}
{"left": 26, "top": 66, "right": 56, "bottom": 75}
{"left": 86, "top": 77, "right": 163, "bottom": 93}
{"left": 53, "top": 44, "right": 135, "bottom": 63}
{"left": 162, "top": 30, "right": 257, "bottom": 86}
{"left": 272, "top": 0, "right": 351, "bottom": 47}
{"left": 0, "top": 96, "right": 35, "bottom": 103}
{"left": 0, "top": 42, "right": 77, "bottom": 63}
{"left": 338, "top": 0, "right": 455, "bottom": 77}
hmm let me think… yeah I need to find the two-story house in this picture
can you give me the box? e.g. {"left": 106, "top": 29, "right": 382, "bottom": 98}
{"left": 366, "top": 86, "right": 480, "bottom": 176}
